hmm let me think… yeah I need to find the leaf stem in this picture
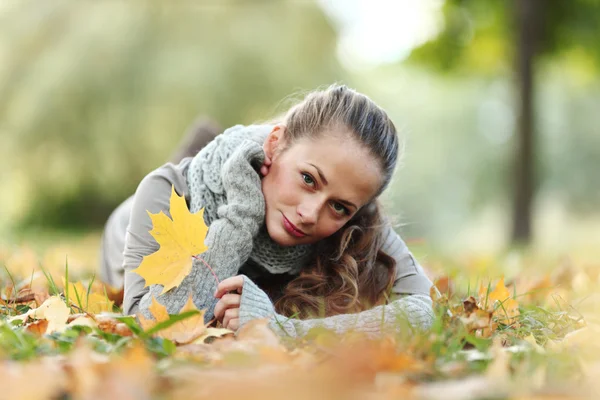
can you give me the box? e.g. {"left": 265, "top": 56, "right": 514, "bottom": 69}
{"left": 192, "top": 255, "right": 220, "bottom": 286}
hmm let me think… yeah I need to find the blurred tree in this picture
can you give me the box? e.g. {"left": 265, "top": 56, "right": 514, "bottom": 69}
{"left": 0, "top": 1, "right": 344, "bottom": 229}
{"left": 409, "top": 0, "right": 600, "bottom": 244}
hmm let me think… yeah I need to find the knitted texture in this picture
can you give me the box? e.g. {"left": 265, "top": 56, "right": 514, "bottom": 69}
{"left": 134, "top": 123, "right": 435, "bottom": 335}
{"left": 238, "top": 275, "right": 434, "bottom": 339}
{"left": 187, "top": 124, "right": 314, "bottom": 274}
{"left": 138, "top": 125, "right": 313, "bottom": 322}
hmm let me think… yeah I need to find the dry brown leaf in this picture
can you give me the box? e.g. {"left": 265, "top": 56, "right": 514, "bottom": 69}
{"left": 95, "top": 314, "right": 134, "bottom": 337}
{"left": 460, "top": 309, "right": 493, "bottom": 333}
{"left": 25, "top": 319, "right": 49, "bottom": 336}
{"left": 193, "top": 327, "right": 235, "bottom": 344}
{"left": 433, "top": 275, "right": 455, "bottom": 297}
{"left": 35, "top": 291, "right": 50, "bottom": 307}
{"left": 463, "top": 296, "right": 479, "bottom": 314}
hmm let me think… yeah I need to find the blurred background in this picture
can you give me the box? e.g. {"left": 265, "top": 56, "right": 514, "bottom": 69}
{"left": 1, "top": 0, "right": 598, "bottom": 261}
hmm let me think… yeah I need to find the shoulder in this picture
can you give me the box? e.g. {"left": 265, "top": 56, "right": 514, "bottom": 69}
{"left": 380, "top": 223, "right": 433, "bottom": 296}
{"left": 139, "top": 157, "right": 193, "bottom": 199}
{"left": 131, "top": 157, "right": 193, "bottom": 219}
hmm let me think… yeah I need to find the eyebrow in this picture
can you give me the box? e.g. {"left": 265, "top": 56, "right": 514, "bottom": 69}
{"left": 307, "top": 163, "right": 357, "bottom": 210}
{"left": 308, "top": 163, "right": 328, "bottom": 185}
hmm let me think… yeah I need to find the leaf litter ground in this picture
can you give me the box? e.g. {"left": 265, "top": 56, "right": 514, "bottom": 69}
{"left": 1, "top": 239, "right": 598, "bottom": 400}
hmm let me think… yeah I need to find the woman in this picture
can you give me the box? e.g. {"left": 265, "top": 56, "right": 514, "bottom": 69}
{"left": 101, "top": 84, "right": 434, "bottom": 339}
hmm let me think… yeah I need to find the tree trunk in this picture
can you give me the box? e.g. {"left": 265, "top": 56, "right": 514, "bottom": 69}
{"left": 512, "top": 0, "right": 541, "bottom": 244}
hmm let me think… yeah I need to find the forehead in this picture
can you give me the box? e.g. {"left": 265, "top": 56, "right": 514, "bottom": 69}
{"left": 286, "top": 133, "right": 383, "bottom": 205}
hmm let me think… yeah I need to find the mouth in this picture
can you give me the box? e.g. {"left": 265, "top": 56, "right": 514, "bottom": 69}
{"left": 282, "top": 214, "right": 307, "bottom": 238}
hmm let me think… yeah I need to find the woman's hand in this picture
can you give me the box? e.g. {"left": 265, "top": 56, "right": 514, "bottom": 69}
{"left": 214, "top": 275, "right": 245, "bottom": 331}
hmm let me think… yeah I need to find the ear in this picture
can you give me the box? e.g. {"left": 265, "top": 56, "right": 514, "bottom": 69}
{"left": 263, "top": 124, "right": 286, "bottom": 160}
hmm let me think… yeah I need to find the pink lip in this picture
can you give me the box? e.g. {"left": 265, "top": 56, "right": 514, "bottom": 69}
{"left": 282, "top": 215, "right": 306, "bottom": 238}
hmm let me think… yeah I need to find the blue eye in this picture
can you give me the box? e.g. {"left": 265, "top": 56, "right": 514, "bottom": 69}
{"left": 302, "top": 173, "right": 315, "bottom": 187}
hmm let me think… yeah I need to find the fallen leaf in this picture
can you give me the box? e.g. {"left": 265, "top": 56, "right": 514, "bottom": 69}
{"left": 237, "top": 319, "right": 283, "bottom": 349}
{"left": 132, "top": 185, "right": 209, "bottom": 294}
{"left": 64, "top": 280, "right": 114, "bottom": 314}
{"left": 68, "top": 316, "right": 98, "bottom": 329}
{"left": 25, "top": 319, "right": 49, "bottom": 336}
{"left": 488, "top": 277, "right": 510, "bottom": 306}
{"left": 495, "top": 297, "right": 520, "bottom": 326}
{"left": 95, "top": 314, "right": 134, "bottom": 337}
{"left": 138, "top": 295, "right": 207, "bottom": 344}
{"left": 463, "top": 296, "right": 479, "bottom": 314}
{"left": 68, "top": 340, "right": 154, "bottom": 399}
{"left": 91, "top": 281, "right": 124, "bottom": 306}
{"left": 29, "top": 295, "right": 70, "bottom": 333}
{"left": 0, "top": 357, "right": 68, "bottom": 400}
{"left": 193, "top": 327, "right": 235, "bottom": 344}
{"left": 459, "top": 309, "right": 493, "bottom": 332}
{"left": 433, "top": 275, "right": 455, "bottom": 297}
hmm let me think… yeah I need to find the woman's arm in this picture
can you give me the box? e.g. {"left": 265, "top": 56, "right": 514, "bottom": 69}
{"left": 236, "top": 276, "right": 434, "bottom": 339}
{"left": 227, "top": 226, "right": 435, "bottom": 339}
{"left": 124, "top": 140, "right": 266, "bottom": 323}
{"left": 122, "top": 164, "right": 190, "bottom": 315}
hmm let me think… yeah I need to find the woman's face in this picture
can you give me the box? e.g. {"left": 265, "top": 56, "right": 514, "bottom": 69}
{"left": 261, "top": 125, "right": 383, "bottom": 247}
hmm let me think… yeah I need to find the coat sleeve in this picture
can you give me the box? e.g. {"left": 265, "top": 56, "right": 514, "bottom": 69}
{"left": 121, "top": 163, "right": 190, "bottom": 315}
{"left": 379, "top": 224, "right": 434, "bottom": 298}
{"left": 236, "top": 224, "right": 436, "bottom": 339}
{"left": 237, "top": 275, "right": 434, "bottom": 339}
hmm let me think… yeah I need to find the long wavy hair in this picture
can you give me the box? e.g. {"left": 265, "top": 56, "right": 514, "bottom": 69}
{"left": 270, "top": 84, "right": 401, "bottom": 319}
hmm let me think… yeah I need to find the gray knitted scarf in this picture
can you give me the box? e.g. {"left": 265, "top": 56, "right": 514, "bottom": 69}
{"left": 185, "top": 124, "right": 314, "bottom": 275}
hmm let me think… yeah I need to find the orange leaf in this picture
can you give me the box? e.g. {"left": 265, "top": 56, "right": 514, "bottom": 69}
{"left": 495, "top": 298, "right": 520, "bottom": 326}
{"left": 488, "top": 277, "right": 511, "bottom": 305}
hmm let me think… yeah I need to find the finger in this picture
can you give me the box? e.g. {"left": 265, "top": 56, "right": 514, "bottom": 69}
{"left": 215, "top": 275, "right": 244, "bottom": 298}
{"left": 213, "top": 293, "right": 241, "bottom": 321}
{"left": 222, "top": 307, "right": 240, "bottom": 329}
{"left": 226, "top": 317, "right": 239, "bottom": 331}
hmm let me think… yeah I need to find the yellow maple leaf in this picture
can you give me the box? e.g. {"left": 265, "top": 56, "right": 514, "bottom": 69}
{"left": 495, "top": 297, "right": 520, "bottom": 325}
{"left": 63, "top": 279, "right": 114, "bottom": 314}
{"left": 138, "top": 295, "right": 207, "bottom": 345}
{"left": 479, "top": 277, "right": 513, "bottom": 310}
{"left": 132, "top": 185, "right": 209, "bottom": 294}
{"left": 479, "top": 278, "right": 520, "bottom": 326}
{"left": 488, "top": 277, "right": 511, "bottom": 304}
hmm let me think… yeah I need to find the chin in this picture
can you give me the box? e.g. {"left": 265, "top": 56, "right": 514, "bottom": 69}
{"left": 265, "top": 223, "right": 296, "bottom": 247}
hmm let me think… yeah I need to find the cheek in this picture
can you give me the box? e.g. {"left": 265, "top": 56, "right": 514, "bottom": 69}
{"left": 262, "top": 165, "right": 297, "bottom": 206}
{"left": 315, "top": 218, "right": 347, "bottom": 239}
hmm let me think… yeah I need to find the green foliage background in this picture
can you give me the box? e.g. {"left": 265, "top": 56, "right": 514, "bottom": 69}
{"left": 1, "top": 0, "right": 598, "bottom": 251}
{"left": 0, "top": 1, "right": 343, "bottom": 230}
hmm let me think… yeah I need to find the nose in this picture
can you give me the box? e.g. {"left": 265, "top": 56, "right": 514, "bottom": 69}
{"left": 297, "top": 197, "right": 321, "bottom": 225}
